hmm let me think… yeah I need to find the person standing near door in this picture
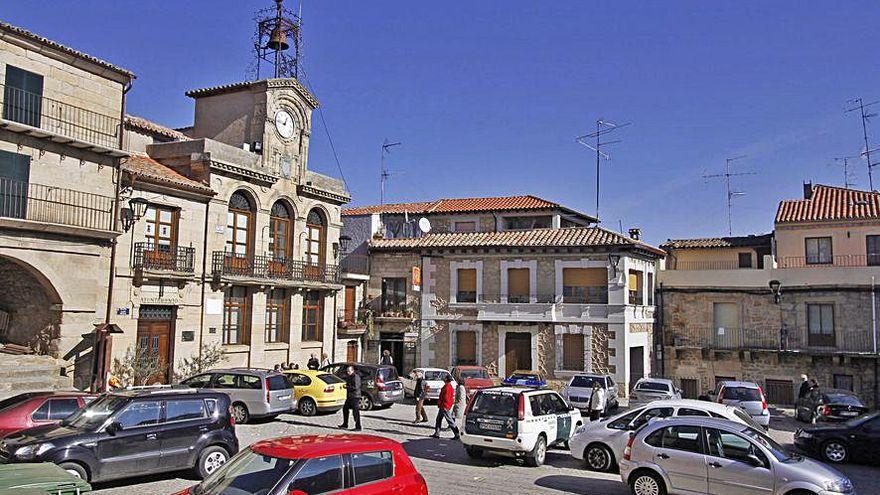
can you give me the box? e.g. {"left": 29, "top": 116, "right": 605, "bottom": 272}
{"left": 379, "top": 349, "right": 393, "bottom": 366}
{"left": 453, "top": 380, "right": 468, "bottom": 427}
{"left": 413, "top": 371, "right": 428, "bottom": 424}
{"left": 307, "top": 353, "right": 320, "bottom": 370}
{"left": 339, "top": 366, "right": 362, "bottom": 431}
{"left": 588, "top": 382, "right": 606, "bottom": 421}
{"left": 320, "top": 353, "right": 332, "bottom": 368}
{"left": 431, "top": 375, "right": 460, "bottom": 439}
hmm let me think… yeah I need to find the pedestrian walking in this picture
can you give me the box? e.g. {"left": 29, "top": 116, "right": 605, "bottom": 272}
{"left": 379, "top": 349, "right": 393, "bottom": 366}
{"left": 431, "top": 375, "right": 460, "bottom": 439}
{"left": 798, "top": 374, "right": 810, "bottom": 399}
{"left": 273, "top": 364, "right": 282, "bottom": 372}
{"left": 339, "top": 365, "right": 362, "bottom": 431}
{"left": 321, "top": 353, "right": 332, "bottom": 368}
{"left": 452, "top": 380, "right": 468, "bottom": 427}
{"left": 413, "top": 371, "right": 428, "bottom": 423}
{"left": 588, "top": 381, "right": 606, "bottom": 421}
{"left": 307, "top": 353, "right": 320, "bottom": 370}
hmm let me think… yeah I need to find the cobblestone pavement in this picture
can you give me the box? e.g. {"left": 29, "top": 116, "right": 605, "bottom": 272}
{"left": 93, "top": 404, "right": 879, "bottom": 495}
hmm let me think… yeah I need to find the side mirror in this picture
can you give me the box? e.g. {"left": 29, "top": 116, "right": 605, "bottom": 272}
{"left": 106, "top": 422, "right": 122, "bottom": 435}
{"left": 746, "top": 454, "right": 766, "bottom": 468}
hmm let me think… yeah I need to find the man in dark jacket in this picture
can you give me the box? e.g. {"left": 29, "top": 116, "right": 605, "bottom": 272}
{"left": 432, "top": 375, "right": 460, "bottom": 439}
{"left": 339, "top": 365, "right": 362, "bottom": 431}
{"left": 307, "top": 353, "right": 320, "bottom": 370}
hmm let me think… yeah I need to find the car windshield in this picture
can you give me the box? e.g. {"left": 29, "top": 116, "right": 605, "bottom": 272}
{"left": 423, "top": 370, "right": 450, "bottom": 381}
{"left": 723, "top": 387, "right": 762, "bottom": 402}
{"left": 378, "top": 368, "right": 399, "bottom": 381}
{"left": 570, "top": 376, "right": 604, "bottom": 388}
{"left": 267, "top": 375, "right": 290, "bottom": 390}
{"left": 824, "top": 393, "right": 862, "bottom": 406}
{"left": 194, "top": 448, "right": 299, "bottom": 495}
{"left": 317, "top": 374, "right": 344, "bottom": 385}
{"left": 741, "top": 426, "right": 791, "bottom": 462}
{"left": 732, "top": 408, "right": 765, "bottom": 430}
{"left": 636, "top": 381, "right": 670, "bottom": 392}
{"left": 61, "top": 394, "right": 129, "bottom": 431}
{"left": 459, "top": 369, "right": 489, "bottom": 380}
{"left": 470, "top": 392, "right": 517, "bottom": 417}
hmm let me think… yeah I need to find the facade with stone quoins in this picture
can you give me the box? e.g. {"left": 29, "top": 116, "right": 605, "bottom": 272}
{"left": 659, "top": 183, "right": 880, "bottom": 407}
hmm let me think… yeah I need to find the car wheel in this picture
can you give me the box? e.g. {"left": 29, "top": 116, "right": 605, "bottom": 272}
{"left": 299, "top": 397, "right": 317, "bottom": 416}
{"left": 197, "top": 446, "right": 230, "bottom": 479}
{"left": 231, "top": 402, "right": 249, "bottom": 424}
{"left": 821, "top": 440, "right": 848, "bottom": 463}
{"left": 359, "top": 395, "right": 374, "bottom": 411}
{"left": 525, "top": 435, "right": 547, "bottom": 467}
{"left": 630, "top": 471, "right": 665, "bottom": 495}
{"left": 585, "top": 444, "right": 614, "bottom": 472}
{"left": 465, "top": 446, "right": 484, "bottom": 459}
{"left": 58, "top": 462, "right": 88, "bottom": 482}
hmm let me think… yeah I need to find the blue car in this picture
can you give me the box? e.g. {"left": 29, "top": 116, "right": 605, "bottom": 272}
{"left": 502, "top": 370, "right": 547, "bottom": 388}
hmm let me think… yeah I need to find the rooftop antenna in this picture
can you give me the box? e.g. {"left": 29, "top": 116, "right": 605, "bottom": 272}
{"left": 832, "top": 155, "right": 860, "bottom": 189}
{"left": 845, "top": 97, "right": 879, "bottom": 190}
{"left": 251, "top": 0, "right": 302, "bottom": 79}
{"left": 703, "top": 156, "right": 756, "bottom": 235}
{"left": 576, "top": 119, "right": 631, "bottom": 220}
{"left": 380, "top": 138, "right": 401, "bottom": 205}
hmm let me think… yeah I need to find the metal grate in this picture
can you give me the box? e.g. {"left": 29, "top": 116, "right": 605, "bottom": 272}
{"left": 139, "top": 305, "right": 175, "bottom": 321}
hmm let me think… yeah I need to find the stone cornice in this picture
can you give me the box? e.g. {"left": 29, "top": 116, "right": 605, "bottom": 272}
{"left": 209, "top": 160, "right": 278, "bottom": 186}
{"left": 297, "top": 184, "right": 351, "bottom": 205}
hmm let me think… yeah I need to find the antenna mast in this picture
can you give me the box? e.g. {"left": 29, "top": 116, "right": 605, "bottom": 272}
{"left": 251, "top": 0, "right": 303, "bottom": 80}
{"left": 833, "top": 155, "right": 859, "bottom": 189}
{"left": 380, "top": 138, "right": 401, "bottom": 205}
{"left": 845, "top": 97, "right": 879, "bottom": 190}
{"left": 703, "top": 156, "right": 756, "bottom": 235}
{"left": 576, "top": 119, "right": 631, "bottom": 219}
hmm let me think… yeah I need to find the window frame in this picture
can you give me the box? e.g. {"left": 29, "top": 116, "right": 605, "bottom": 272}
{"left": 349, "top": 450, "right": 395, "bottom": 487}
{"left": 226, "top": 192, "right": 254, "bottom": 258}
{"left": 302, "top": 291, "right": 324, "bottom": 343}
{"left": 223, "top": 286, "right": 251, "bottom": 345}
{"left": 737, "top": 252, "right": 752, "bottom": 269}
{"left": 455, "top": 268, "right": 478, "bottom": 303}
{"left": 804, "top": 236, "right": 833, "bottom": 265}
{"left": 265, "top": 288, "right": 289, "bottom": 344}
{"left": 143, "top": 204, "right": 178, "bottom": 251}
{"left": 628, "top": 270, "right": 644, "bottom": 305}
{"left": 305, "top": 209, "right": 326, "bottom": 266}
{"left": 3, "top": 65, "right": 44, "bottom": 128}
{"left": 807, "top": 303, "right": 835, "bottom": 347}
{"left": 381, "top": 277, "right": 407, "bottom": 314}
{"left": 867, "top": 235, "right": 880, "bottom": 267}
{"left": 561, "top": 333, "right": 585, "bottom": 371}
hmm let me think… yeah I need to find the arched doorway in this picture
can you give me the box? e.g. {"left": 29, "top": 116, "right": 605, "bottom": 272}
{"left": 0, "top": 256, "right": 62, "bottom": 355}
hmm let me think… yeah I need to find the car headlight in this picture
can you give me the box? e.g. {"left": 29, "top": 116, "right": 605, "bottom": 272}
{"left": 823, "top": 478, "right": 854, "bottom": 494}
{"left": 14, "top": 442, "right": 54, "bottom": 460}
{"left": 796, "top": 430, "right": 812, "bottom": 438}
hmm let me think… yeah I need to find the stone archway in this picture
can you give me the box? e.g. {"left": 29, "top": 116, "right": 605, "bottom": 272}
{"left": 0, "top": 255, "right": 63, "bottom": 356}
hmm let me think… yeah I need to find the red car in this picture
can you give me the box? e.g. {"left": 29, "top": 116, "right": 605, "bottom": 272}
{"left": 450, "top": 365, "right": 495, "bottom": 395}
{"left": 0, "top": 391, "right": 96, "bottom": 438}
{"left": 174, "top": 434, "right": 428, "bottom": 495}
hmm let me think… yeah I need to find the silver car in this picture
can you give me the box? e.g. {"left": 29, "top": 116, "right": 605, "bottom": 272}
{"left": 620, "top": 417, "right": 854, "bottom": 495}
{"left": 561, "top": 373, "right": 619, "bottom": 413}
{"left": 629, "top": 377, "right": 681, "bottom": 406}
{"left": 714, "top": 380, "right": 771, "bottom": 428}
{"left": 180, "top": 368, "right": 295, "bottom": 424}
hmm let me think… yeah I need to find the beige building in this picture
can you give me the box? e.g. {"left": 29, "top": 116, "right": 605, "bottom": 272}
{"left": 659, "top": 183, "right": 880, "bottom": 406}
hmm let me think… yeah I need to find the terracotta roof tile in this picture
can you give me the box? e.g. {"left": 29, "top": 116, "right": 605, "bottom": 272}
{"left": 369, "top": 227, "right": 665, "bottom": 256}
{"left": 123, "top": 154, "right": 214, "bottom": 195}
{"left": 343, "top": 195, "right": 596, "bottom": 221}
{"left": 661, "top": 233, "right": 773, "bottom": 250}
{"left": 776, "top": 184, "right": 880, "bottom": 224}
{"left": 124, "top": 115, "right": 188, "bottom": 141}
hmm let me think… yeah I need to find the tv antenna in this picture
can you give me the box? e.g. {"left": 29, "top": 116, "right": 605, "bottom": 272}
{"left": 845, "top": 97, "right": 879, "bottom": 190}
{"left": 380, "top": 138, "right": 401, "bottom": 205}
{"left": 251, "top": 0, "right": 303, "bottom": 80}
{"left": 703, "top": 156, "right": 756, "bottom": 235}
{"left": 576, "top": 119, "right": 631, "bottom": 219}
{"left": 832, "top": 155, "right": 860, "bottom": 189}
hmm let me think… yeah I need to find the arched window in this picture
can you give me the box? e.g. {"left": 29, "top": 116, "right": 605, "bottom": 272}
{"left": 226, "top": 191, "right": 254, "bottom": 257}
{"left": 305, "top": 208, "right": 326, "bottom": 265}
{"left": 269, "top": 201, "right": 292, "bottom": 260}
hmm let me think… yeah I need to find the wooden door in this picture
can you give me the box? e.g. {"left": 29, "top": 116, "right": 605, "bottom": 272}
{"left": 764, "top": 379, "right": 794, "bottom": 406}
{"left": 346, "top": 341, "right": 358, "bottom": 362}
{"left": 504, "top": 332, "right": 532, "bottom": 375}
{"left": 136, "top": 319, "right": 172, "bottom": 385}
{"left": 344, "top": 286, "right": 356, "bottom": 322}
{"left": 629, "top": 346, "right": 645, "bottom": 388}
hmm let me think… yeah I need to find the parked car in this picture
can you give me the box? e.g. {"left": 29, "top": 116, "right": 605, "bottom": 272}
{"left": 628, "top": 377, "right": 681, "bottom": 406}
{"left": 0, "top": 388, "right": 238, "bottom": 483}
{"left": 795, "top": 388, "right": 868, "bottom": 423}
{"left": 561, "top": 373, "right": 619, "bottom": 414}
{"left": 321, "top": 362, "right": 404, "bottom": 410}
{"left": 570, "top": 398, "right": 762, "bottom": 472}
{"left": 402, "top": 367, "right": 456, "bottom": 400}
{"left": 461, "top": 387, "right": 583, "bottom": 467}
{"left": 179, "top": 367, "right": 295, "bottom": 424}
{"left": 450, "top": 365, "right": 495, "bottom": 395}
{"left": 620, "top": 416, "right": 854, "bottom": 495}
{"left": 715, "top": 380, "right": 770, "bottom": 427}
{"left": 173, "top": 434, "right": 428, "bottom": 495}
{"left": 795, "top": 410, "right": 880, "bottom": 464}
{"left": 0, "top": 462, "right": 92, "bottom": 493}
{"left": 502, "top": 370, "right": 547, "bottom": 387}
{"left": 0, "top": 391, "right": 96, "bottom": 439}
{"left": 283, "top": 369, "right": 347, "bottom": 416}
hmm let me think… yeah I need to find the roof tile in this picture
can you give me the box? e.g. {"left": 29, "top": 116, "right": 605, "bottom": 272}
{"left": 343, "top": 195, "right": 593, "bottom": 219}
{"left": 661, "top": 233, "right": 773, "bottom": 250}
{"left": 123, "top": 154, "right": 214, "bottom": 195}
{"left": 776, "top": 184, "right": 880, "bottom": 224}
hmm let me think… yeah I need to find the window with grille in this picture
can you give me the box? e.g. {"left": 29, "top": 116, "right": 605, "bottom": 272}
{"left": 3, "top": 66, "right": 43, "bottom": 127}
{"left": 139, "top": 305, "right": 174, "bottom": 320}
{"left": 455, "top": 331, "right": 477, "bottom": 365}
{"left": 562, "top": 268, "right": 607, "bottom": 303}
{"left": 266, "top": 289, "right": 288, "bottom": 343}
{"left": 302, "top": 291, "right": 323, "bottom": 342}
{"left": 223, "top": 287, "right": 250, "bottom": 345}
{"left": 456, "top": 268, "right": 477, "bottom": 303}
{"left": 562, "top": 334, "right": 585, "bottom": 371}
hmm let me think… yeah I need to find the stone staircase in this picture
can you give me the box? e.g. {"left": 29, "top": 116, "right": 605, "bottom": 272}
{"left": 0, "top": 354, "right": 75, "bottom": 400}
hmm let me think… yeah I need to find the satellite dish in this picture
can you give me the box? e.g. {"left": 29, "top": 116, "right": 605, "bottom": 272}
{"left": 418, "top": 217, "right": 432, "bottom": 233}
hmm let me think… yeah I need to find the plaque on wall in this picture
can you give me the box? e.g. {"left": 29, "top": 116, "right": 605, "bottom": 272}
{"left": 181, "top": 330, "right": 195, "bottom": 342}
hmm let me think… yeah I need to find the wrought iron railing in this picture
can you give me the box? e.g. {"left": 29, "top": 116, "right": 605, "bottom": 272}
{"left": 1, "top": 83, "right": 121, "bottom": 149}
{"left": 669, "top": 260, "right": 757, "bottom": 270}
{"left": 778, "top": 255, "right": 876, "bottom": 268}
{"left": 212, "top": 251, "right": 339, "bottom": 284}
{"left": 667, "top": 326, "right": 877, "bottom": 353}
{"left": 337, "top": 308, "right": 367, "bottom": 328}
{"left": 133, "top": 242, "right": 195, "bottom": 273}
{"left": 0, "top": 177, "right": 115, "bottom": 231}
{"left": 339, "top": 253, "right": 369, "bottom": 275}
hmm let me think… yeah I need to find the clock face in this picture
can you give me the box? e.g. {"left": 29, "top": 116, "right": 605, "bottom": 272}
{"left": 274, "top": 109, "right": 295, "bottom": 139}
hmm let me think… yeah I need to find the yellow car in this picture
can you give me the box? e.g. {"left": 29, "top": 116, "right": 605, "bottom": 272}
{"left": 284, "top": 369, "right": 347, "bottom": 416}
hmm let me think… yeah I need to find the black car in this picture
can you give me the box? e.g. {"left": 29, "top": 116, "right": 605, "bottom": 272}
{"left": 320, "top": 362, "right": 404, "bottom": 410}
{"left": 794, "top": 410, "right": 880, "bottom": 464}
{"left": 0, "top": 388, "right": 238, "bottom": 483}
{"left": 795, "top": 388, "right": 868, "bottom": 423}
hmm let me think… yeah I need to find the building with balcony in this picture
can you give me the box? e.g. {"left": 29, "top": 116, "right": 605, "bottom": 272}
{"left": 658, "top": 183, "right": 880, "bottom": 407}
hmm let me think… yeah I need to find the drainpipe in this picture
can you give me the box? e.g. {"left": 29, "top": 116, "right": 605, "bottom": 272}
{"left": 197, "top": 196, "right": 211, "bottom": 361}
{"left": 657, "top": 281, "right": 665, "bottom": 377}
{"left": 873, "top": 277, "right": 878, "bottom": 408}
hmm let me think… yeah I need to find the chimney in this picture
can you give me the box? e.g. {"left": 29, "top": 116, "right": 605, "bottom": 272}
{"left": 628, "top": 228, "right": 641, "bottom": 240}
{"left": 803, "top": 181, "right": 813, "bottom": 200}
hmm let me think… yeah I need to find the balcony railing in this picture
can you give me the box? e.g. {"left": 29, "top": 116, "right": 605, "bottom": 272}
{"left": 667, "top": 326, "right": 878, "bottom": 353}
{"left": 337, "top": 308, "right": 368, "bottom": 330}
{"left": 1, "top": 83, "right": 121, "bottom": 150}
{"left": 778, "top": 255, "right": 877, "bottom": 269}
{"left": 669, "top": 260, "right": 758, "bottom": 270}
{"left": 211, "top": 251, "right": 339, "bottom": 284}
{"left": 133, "top": 242, "right": 195, "bottom": 273}
{"left": 339, "top": 253, "right": 369, "bottom": 275}
{"left": 0, "top": 177, "right": 115, "bottom": 231}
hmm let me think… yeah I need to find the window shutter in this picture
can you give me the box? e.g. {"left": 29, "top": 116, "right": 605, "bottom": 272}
{"left": 563, "top": 268, "right": 606, "bottom": 286}
{"left": 458, "top": 268, "right": 477, "bottom": 291}
{"left": 562, "top": 334, "right": 584, "bottom": 370}
{"left": 507, "top": 268, "right": 530, "bottom": 296}
{"left": 456, "top": 331, "right": 477, "bottom": 365}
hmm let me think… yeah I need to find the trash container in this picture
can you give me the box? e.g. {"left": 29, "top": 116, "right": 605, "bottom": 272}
{"left": 0, "top": 462, "right": 91, "bottom": 494}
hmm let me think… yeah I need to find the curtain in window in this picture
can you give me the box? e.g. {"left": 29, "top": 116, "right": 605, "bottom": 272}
{"left": 507, "top": 268, "right": 530, "bottom": 302}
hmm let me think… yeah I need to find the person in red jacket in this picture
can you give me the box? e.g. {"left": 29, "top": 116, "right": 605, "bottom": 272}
{"left": 432, "top": 375, "right": 460, "bottom": 439}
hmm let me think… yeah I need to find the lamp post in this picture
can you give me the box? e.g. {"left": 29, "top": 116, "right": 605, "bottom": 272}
{"left": 769, "top": 279, "right": 782, "bottom": 304}
{"left": 608, "top": 253, "right": 621, "bottom": 278}
{"left": 121, "top": 197, "right": 149, "bottom": 232}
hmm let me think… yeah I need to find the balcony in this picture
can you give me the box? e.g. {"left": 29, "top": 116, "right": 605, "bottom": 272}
{"left": 1, "top": 83, "right": 124, "bottom": 155}
{"left": 667, "top": 326, "right": 877, "bottom": 354}
{"left": 778, "top": 255, "right": 877, "bottom": 269}
{"left": 211, "top": 252, "right": 340, "bottom": 287}
{"left": 339, "top": 253, "right": 369, "bottom": 277}
{"left": 454, "top": 293, "right": 628, "bottom": 323}
{"left": 0, "top": 177, "right": 116, "bottom": 237}
{"left": 668, "top": 260, "right": 759, "bottom": 270}
{"left": 133, "top": 242, "right": 195, "bottom": 283}
{"left": 337, "top": 308, "right": 367, "bottom": 335}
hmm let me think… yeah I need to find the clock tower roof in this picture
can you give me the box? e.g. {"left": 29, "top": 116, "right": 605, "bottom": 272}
{"left": 185, "top": 77, "right": 319, "bottom": 109}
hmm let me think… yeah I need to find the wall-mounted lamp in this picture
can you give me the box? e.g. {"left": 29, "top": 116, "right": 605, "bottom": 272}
{"left": 120, "top": 197, "right": 149, "bottom": 232}
{"left": 768, "top": 279, "right": 782, "bottom": 304}
{"left": 339, "top": 235, "right": 352, "bottom": 253}
{"left": 608, "top": 253, "right": 621, "bottom": 277}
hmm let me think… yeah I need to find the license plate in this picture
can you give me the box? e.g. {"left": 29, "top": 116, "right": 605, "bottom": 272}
{"left": 481, "top": 423, "right": 502, "bottom": 431}
{"left": 841, "top": 411, "right": 859, "bottom": 416}
{"left": 277, "top": 395, "right": 291, "bottom": 401}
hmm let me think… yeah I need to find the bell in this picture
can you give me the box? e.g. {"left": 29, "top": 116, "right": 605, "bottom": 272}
{"left": 266, "top": 25, "right": 289, "bottom": 51}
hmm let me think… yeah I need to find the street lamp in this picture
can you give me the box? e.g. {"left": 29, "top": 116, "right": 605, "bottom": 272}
{"left": 608, "top": 253, "right": 621, "bottom": 277}
{"left": 120, "top": 197, "right": 149, "bottom": 232}
{"left": 769, "top": 279, "right": 782, "bottom": 304}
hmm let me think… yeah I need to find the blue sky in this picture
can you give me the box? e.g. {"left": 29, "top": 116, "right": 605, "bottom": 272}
{"left": 4, "top": 1, "right": 880, "bottom": 245}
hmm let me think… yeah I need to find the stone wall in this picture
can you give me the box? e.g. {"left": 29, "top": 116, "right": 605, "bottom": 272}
{"left": 0, "top": 257, "right": 60, "bottom": 352}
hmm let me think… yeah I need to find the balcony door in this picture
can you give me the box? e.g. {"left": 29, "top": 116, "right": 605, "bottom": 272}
{"left": 0, "top": 150, "right": 30, "bottom": 220}
{"left": 225, "top": 191, "right": 254, "bottom": 274}
{"left": 3, "top": 66, "right": 43, "bottom": 128}
{"left": 504, "top": 332, "right": 532, "bottom": 374}
{"left": 268, "top": 201, "right": 293, "bottom": 277}
{"left": 143, "top": 204, "right": 177, "bottom": 270}
{"left": 304, "top": 209, "right": 326, "bottom": 279}
{"left": 343, "top": 285, "right": 357, "bottom": 323}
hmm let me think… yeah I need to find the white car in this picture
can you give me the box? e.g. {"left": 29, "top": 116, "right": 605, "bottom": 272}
{"left": 401, "top": 367, "right": 455, "bottom": 401}
{"left": 570, "top": 399, "right": 763, "bottom": 472}
{"left": 462, "top": 387, "right": 583, "bottom": 467}
{"left": 561, "top": 373, "right": 619, "bottom": 414}
{"left": 715, "top": 380, "right": 771, "bottom": 427}
{"left": 629, "top": 377, "right": 681, "bottom": 406}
